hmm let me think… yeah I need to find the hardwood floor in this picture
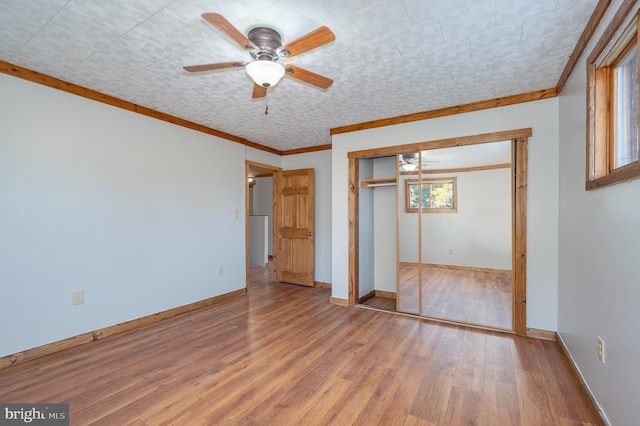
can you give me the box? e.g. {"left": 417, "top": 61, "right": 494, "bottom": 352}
{"left": 0, "top": 267, "right": 601, "bottom": 425}
{"left": 363, "top": 265, "right": 512, "bottom": 330}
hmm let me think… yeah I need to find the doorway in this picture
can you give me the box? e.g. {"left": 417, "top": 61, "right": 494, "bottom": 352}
{"left": 245, "top": 162, "right": 316, "bottom": 289}
{"left": 245, "top": 161, "right": 281, "bottom": 289}
{"left": 348, "top": 129, "right": 530, "bottom": 336}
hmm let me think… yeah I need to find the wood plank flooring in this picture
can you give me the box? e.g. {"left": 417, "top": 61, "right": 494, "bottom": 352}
{"left": 363, "top": 265, "right": 512, "bottom": 330}
{"left": 0, "top": 266, "right": 601, "bottom": 425}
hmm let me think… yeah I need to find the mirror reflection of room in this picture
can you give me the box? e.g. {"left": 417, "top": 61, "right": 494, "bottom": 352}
{"left": 360, "top": 141, "right": 513, "bottom": 331}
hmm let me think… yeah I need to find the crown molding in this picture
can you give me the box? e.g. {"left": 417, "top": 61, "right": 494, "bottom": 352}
{"left": 330, "top": 88, "right": 557, "bottom": 136}
{"left": 0, "top": 61, "right": 282, "bottom": 156}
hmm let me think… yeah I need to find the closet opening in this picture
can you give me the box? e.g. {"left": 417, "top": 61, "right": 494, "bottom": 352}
{"left": 347, "top": 128, "right": 531, "bottom": 336}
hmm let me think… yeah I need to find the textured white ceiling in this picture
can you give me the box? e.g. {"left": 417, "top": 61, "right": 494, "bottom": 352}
{"left": 0, "top": 0, "right": 597, "bottom": 152}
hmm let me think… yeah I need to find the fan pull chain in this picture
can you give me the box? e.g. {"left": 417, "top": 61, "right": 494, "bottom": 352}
{"left": 264, "top": 89, "right": 269, "bottom": 115}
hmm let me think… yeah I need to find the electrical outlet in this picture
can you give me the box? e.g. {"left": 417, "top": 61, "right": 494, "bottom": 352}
{"left": 597, "top": 336, "right": 605, "bottom": 364}
{"left": 218, "top": 265, "right": 223, "bottom": 275}
{"left": 72, "top": 290, "right": 84, "bottom": 305}
{"left": 234, "top": 209, "right": 239, "bottom": 219}
{"left": 448, "top": 248, "right": 454, "bottom": 255}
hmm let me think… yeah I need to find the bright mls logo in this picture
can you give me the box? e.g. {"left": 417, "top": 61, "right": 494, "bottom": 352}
{"left": 1, "top": 404, "right": 68, "bottom": 425}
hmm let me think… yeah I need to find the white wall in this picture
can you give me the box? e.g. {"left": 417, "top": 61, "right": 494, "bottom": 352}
{"left": 398, "top": 169, "right": 512, "bottom": 270}
{"left": 557, "top": 1, "right": 640, "bottom": 424}
{"left": 248, "top": 215, "right": 268, "bottom": 267}
{"left": 281, "top": 150, "right": 332, "bottom": 284}
{"left": 0, "top": 74, "right": 247, "bottom": 357}
{"left": 373, "top": 157, "right": 396, "bottom": 292}
{"left": 244, "top": 146, "right": 281, "bottom": 169}
{"left": 332, "top": 99, "right": 559, "bottom": 330}
{"left": 358, "top": 159, "right": 374, "bottom": 297}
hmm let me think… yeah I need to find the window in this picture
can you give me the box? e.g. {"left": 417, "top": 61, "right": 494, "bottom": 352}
{"left": 405, "top": 178, "right": 457, "bottom": 213}
{"left": 613, "top": 41, "right": 638, "bottom": 168}
{"left": 587, "top": 6, "right": 640, "bottom": 189}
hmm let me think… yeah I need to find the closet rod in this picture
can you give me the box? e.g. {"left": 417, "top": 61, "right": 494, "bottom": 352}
{"left": 365, "top": 182, "right": 396, "bottom": 187}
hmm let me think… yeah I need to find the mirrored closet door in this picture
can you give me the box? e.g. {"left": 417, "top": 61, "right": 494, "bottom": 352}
{"left": 360, "top": 140, "right": 515, "bottom": 331}
{"left": 415, "top": 142, "right": 513, "bottom": 329}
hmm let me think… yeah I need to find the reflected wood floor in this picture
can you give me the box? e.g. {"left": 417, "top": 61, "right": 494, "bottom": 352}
{"left": 363, "top": 265, "right": 512, "bottom": 330}
{"left": 0, "top": 267, "right": 601, "bottom": 425}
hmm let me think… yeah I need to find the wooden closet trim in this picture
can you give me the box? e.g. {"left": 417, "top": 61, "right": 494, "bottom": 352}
{"left": 347, "top": 128, "right": 531, "bottom": 336}
{"left": 347, "top": 128, "right": 531, "bottom": 158}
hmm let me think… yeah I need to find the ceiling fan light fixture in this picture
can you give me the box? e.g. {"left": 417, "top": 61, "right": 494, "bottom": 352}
{"left": 246, "top": 60, "right": 285, "bottom": 88}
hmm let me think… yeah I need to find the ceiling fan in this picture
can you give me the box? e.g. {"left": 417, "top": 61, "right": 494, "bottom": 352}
{"left": 183, "top": 13, "right": 335, "bottom": 99}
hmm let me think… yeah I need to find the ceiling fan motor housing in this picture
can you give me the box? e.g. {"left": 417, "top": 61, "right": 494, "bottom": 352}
{"left": 248, "top": 27, "right": 283, "bottom": 61}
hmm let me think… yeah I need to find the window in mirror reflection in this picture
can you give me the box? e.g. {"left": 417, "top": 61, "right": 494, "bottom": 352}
{"left": 405, "top": 177, "right": 457, "bottom": 213}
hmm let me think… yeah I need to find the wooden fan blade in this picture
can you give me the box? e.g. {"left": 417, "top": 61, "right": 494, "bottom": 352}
{"left": 183, "top": 61, "right": 245, "bottom": 73}
{"left": 202, "top": 13, "right": 258, "bottom": 51}
{"left": 252, "top": 84, "right": 267, "bottom": 99}
{"left": 281, "top": 26, "right": 335, "bottom": 59}
{"left": 285, "top": 65, "right": 333, "bottom": 89}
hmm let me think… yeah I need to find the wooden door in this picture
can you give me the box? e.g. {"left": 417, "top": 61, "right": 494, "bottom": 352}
{"left": 273, "top": 168, "right": 315, "bottom": 286}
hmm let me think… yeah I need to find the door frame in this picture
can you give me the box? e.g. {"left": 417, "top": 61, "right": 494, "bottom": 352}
{"left": 347, "top": 128, "right": 531, "bottom": 336}
{"left": 245, "top": 160, "right": 282, "bottom": 289}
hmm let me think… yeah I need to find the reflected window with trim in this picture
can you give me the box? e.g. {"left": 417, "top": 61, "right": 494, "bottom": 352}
{"left": 405, "top": 178, "right": 457, "bottom": 213}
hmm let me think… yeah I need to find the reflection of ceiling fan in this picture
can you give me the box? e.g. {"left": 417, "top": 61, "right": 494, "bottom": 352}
{"left": 400, "top": 153, "right": 418, "bottom": 165}
{"left": 183, "top": 13, "right": 335, "bottom": 99}
{"left": 399, "top": 153, "right": 439, "bottom": 172}
{"left": 399, "top": 153, "right": 419, "bottom": 172}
